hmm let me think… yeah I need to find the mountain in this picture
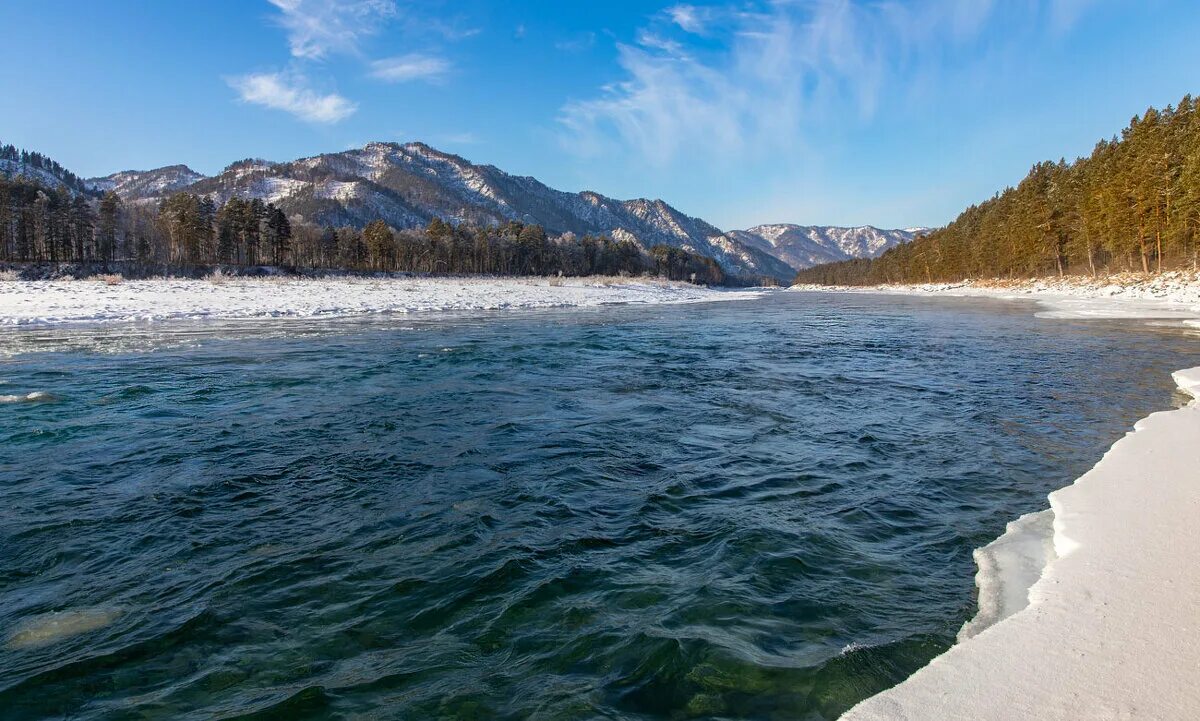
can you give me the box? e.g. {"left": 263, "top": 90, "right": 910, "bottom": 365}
{"left": 726, "top": 225, "right": 929, "bottom": 271}
{"left": 88, "top": 165, "right": 206, "bottom": 199}
{"left": 89, "top": 142, "right": 795, "bottom": 280}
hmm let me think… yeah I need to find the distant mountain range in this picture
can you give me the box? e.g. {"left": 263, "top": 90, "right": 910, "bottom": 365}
{"left": 728, "top": 224, "right": 929, "bottom": 270}
{"left": 3, "top": 140, "right": 926, "bottom": 279}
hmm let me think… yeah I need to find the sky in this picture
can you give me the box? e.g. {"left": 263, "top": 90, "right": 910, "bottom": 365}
{"left": 3, "top": 0, "right": 1199, "bottom": 230}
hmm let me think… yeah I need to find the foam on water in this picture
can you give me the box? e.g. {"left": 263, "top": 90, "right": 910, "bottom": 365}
{"left": 0, "top": 391, "right": 56, "bottom": 403}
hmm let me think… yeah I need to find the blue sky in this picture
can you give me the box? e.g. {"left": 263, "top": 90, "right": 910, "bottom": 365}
{"left": 3, "top": 1, "right": 1199, "bottom": 230}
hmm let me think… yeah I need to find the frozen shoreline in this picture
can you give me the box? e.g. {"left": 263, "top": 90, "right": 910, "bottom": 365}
{"left": 0, "top": 276, "right": 764, "bottom": 327}
{"left": 791, "top": 272, "right": 1200, "bottom": 326}
{"left": 793, "top": 278, "right": 1200, "bottom": 720}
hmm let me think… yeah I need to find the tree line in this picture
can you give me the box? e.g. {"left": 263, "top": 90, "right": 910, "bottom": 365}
{"left": 0, "top": 176, "right": 730, "bottom": 284}
{"left": 796, "top": 94, "right": 1200, "bottom": 285}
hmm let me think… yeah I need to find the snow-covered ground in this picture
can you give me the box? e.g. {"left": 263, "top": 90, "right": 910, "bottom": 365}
{"left": 791, "top": 271, "right": 1200, "bottom": 325}
{"left": 792, "top": 275, "right": 1200, "bottom": 720}
{"left": 0, "top": 276, "right": 763, "bottom": 327}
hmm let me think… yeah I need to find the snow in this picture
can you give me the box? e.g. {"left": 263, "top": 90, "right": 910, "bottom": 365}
{"left": 0, "top": 276, "right": 763, "bottom": 327}
{"left": 791, "top": 272, "right": 1200, "bottom": 322}
{"left": 793, "top": 275, "right": 1200, "bottom": 720}
{"left": 842, "top": 363, "right": 1200, "bottom": 720}
{"left": 257, "top": 177, "right": 307, "bottom": 204}
{"left": 956, "top": 509, "right": 1055, "bottom": 642}
{"left": 314, "top": 180, "right": 361, "bottom": 201}
{"left": 734, "top": 225, "right": 924, "bottom": 270}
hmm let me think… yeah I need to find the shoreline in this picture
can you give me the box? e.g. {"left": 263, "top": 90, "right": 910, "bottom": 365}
{"left": 0, "top": 275, "right": 766, "bottom": 327}
{"left": 793, "top": 278, "right": 1200, "bottom": 719}
{"left": 790, "top": 272, "right": 1200, "bottom": 327}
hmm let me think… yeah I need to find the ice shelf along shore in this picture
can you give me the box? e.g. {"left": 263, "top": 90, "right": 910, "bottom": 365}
{"left": 829, "top": 282, "right": 1200, "bottom": 720}
{"left": 0, "top": 276, "right": 764, "bottom": 326}
{"left": 844, "top": 366, "right": 1200, "bottom": 719}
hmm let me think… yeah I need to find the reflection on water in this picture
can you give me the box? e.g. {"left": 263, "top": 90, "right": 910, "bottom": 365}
{"left": 0, "top": 293, "right": 1195, "bottom": 720}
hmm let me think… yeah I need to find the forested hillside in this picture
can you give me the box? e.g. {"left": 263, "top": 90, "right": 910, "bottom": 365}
{"left": 0, "top": 144, "right": 93, "bottom": 197}
{"left": 795, "top": 95, "right": 1200, "bottom": 285}
{"left": 85, "top": 141, "right": 797, "bottom": 281}
{"left": 0, "top": 174, "right": 731, "bottom": 284}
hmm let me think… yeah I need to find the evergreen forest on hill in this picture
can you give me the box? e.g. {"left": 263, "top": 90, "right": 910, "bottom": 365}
{"left": 796, "top": 95, "right": 1200, "bottom": 285}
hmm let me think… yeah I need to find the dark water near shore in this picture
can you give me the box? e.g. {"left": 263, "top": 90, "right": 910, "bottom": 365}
{"left": 1, "top": 292, "right": 1196, "bottom": 720}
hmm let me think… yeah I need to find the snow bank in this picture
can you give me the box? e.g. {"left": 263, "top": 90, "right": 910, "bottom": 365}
{"left": 791, "top": 272, "right": 1200, "bottom": 326}
{"left": 843, "top": 365, "right": 1200, "bottom": 719}
{"left": 820, "top": 279, "right": 1200, "bottom": 719}
{"left": 0, "top": 276, "right": 763, "bottom": 327}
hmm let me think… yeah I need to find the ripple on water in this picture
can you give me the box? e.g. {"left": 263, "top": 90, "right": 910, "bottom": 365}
{"left": 0, "top": 296, "right": 1195, "bottom": 720}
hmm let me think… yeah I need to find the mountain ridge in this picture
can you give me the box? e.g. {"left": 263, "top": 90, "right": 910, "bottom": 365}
{"left": 85, "top": 141, "right": 797, "bottom": 279}
{"left": 726, "top": 224, "right": 929, "bottom": 270}
{"left": 69, "top": 141, "right": 924, "bottom": 280}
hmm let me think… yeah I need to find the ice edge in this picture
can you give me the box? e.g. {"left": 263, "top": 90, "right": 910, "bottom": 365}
{"left": 836, "top": 278, "right": 1200, "bottom": 721}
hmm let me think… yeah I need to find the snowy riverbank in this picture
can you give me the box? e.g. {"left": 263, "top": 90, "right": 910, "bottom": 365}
{"left": 792, "top": 277, "right": 1200, "bottom": 720}
{"left": 0, "top": 276, "right": 764, "bottom": 327}
{"left": 842, "top": 366, "right": 1200, "bottom": 720}
{"left": 791, "top": 271, "right": 1200, "bottom": 326}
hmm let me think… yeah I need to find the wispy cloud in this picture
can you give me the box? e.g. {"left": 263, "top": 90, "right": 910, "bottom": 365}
{"left": 559, "top": 0, "right": 1090, "bottom": 165}
{"left": 369, "top": 53, "right": 451, "bottom": 83}
{"left": 228, "top": 71, "right": 357, "bottom": 123}
{"left": 267, "top": 0, "right": 397, "bottom": 60}
{"left": 555, "top": 31, "right": 596, "bottom": 52}
{"left": 666, "top": 4, "right": 707, "bottom": 34}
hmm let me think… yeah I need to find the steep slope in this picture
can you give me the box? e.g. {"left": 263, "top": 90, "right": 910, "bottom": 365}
{"left": 98, "top": 142, "right": 793, "bottom": 280}
{"left": 729, "top": 225, "right": 928, "bottom": 270}
{"left": 1, "top": 147, "right": 93, "bottom": 196}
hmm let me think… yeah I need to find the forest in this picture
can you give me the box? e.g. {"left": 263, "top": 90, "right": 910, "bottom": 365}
{"left": 795, "top": 94, "right": 1200, "bottom": 285}
{"left": 0, "top": 173, "right": 730, "bottom": 285}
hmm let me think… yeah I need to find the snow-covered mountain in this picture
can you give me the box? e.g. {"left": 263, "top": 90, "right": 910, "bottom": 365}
{"left": 75, "top": 142, "right": 926, "bottom": 279}
{"left": 88, "top": 165, "right": 206, "bottom": 199}
{"left": 91, "top": 142, "right": 795, "bottom": 280}
{"left": 726, "top": 224, "right": 929, "bottom": 270}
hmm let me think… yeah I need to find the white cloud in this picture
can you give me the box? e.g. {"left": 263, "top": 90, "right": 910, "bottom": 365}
{"left": 267, "top": 0, "right": 397, "bottom": 60}
{"left": 560, "top": 0, "right": 1094, "bottom": 165}
{"left": 666, "top": 4, "right": 706, "bottom": 34}
{"left": 228, "top": 72, "right": 357, "bottom": 123}
{"left": 369, "top": 53, "right": 451, "bottom": 83}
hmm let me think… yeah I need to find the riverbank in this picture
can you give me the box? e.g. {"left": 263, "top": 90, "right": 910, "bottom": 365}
{"left": 791, "top": 277, "right": 1200, "bottom": 720}
{"left": 791, "top": 271, "right": 1200, "bottom": 325}
{"left": 0, "top": 275, "right": 763, "bottom": 326}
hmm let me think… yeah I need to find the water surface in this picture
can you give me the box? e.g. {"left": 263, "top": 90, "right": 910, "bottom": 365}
{"left": 1, "top": 292, "right": 1195, "bottom": 720}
